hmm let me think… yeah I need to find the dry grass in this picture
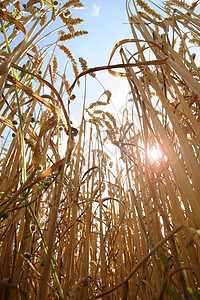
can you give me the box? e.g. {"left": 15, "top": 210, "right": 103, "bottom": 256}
{"left": 0, "top": 0, "right": 200, "bottom": 299}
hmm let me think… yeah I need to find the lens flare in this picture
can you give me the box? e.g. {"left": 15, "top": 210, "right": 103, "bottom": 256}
{"left": 148, "top": 147, "right": 161, "bottom": 161}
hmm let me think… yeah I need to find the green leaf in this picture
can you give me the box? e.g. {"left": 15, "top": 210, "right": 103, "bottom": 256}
{"left": 5, "top": 83, "right": 13, "bottom": 88}
{"left": 20, "top": 64, "right": 26, "bottom": 81}
{"left": 14, "top": 70, "right": 19, "bottom": 80}
{"left": 157, "top": 249, "right": 169, "bottom": 268}
{"left": 24, "top": 252, "right": 32, "bottom": 259}
{"left": 187, "top": 286, "right": 193, "bottom": 294}
{"left": 175, "top": 244, "right": 181, "bottom": 257}
{"left": 12, "top": 8, "right": 17, "bottom": 17}
{"left": 187, "top": 239, "right": 194, "bottom": 249}
{"left": 15, "top": 12, "right": 22, "bottom": 20}
{"left": 1, "top": 212, "right": 9, "bottom": 219}
{"left": 186, "top": 286, "right": 200, "bottom": 299}
{"left": 57, "top": 107, "right": 61, "bottom": 122}
{"left": 24, "top": 234, "right": 31, "bottom": 240}
{"left": 166, "top": 286, "right": 183, "bottom": 300}
{"left": 40, "top": 259, "right": 45, "bottom": 267}
{"left": 12, "top": 8, "right": 22, "bottom": 20}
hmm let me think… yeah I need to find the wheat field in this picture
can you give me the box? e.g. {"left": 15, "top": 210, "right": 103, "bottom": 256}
{"left": 0, "top": 0, "right": 200, "bottom": 299}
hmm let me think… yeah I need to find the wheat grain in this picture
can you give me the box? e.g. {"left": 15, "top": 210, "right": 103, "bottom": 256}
{"left": 40, "top": 12, "right": 47, "bottom": 26}
{"left": 74, "top": 30, "right": 88, "bottom": 37}
{"left": 59, "top": 32, "right": 74, "bottom": 41}
{"left": 67, "top": 24, "right": 75, "bottom": 34}
{"left": 88, "top": 100, "right": 109, "bottom": 110}
{"left": 64, "top": 79, "right": 71, "bottom": 95}
{"left": 79, "top": 57, "right": 96, "bottom": 77}
{"left": 136, "top": 0, "right": 162, "bottom": 20}
{"left": 63, "top": 0, "right": 80, "bottom": 9}
{"left": 73, "top": 2, "right": 84, "bottom": 9}
{"left": 72, "top": 63, "right": 80, "bottom": 86}
{"left": 0, "top": 1, "right": 199, "bottom": 299}
{"left": 68, "top": 17, "right": 84, "bottom": 26}
{"left": 59, "top": 30, "right": 87, "bottom": 41}
{"left": 79, "top": 57, "right": 88, "bottom": 72}
{"left": 104, "top": 90, "right": 111, "bottom": 103}
{"left": 58, "top": 45, "right": 76, "bottom": 64}
{"left": 104, "top": 111, "right": 117, "bottom": 130}
{"left": 53, "top": 55, "right": 58, "bottom": 82}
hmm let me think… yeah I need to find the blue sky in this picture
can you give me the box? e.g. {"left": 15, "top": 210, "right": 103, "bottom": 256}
{"left": 2, "top": 0, "right": 198, "bottom": 129}
{"left": 67, "top": 0, "right": 198, "bottom": 127}
{"left": 0, "top": 0, "right": 132, "bottom": 134}
{"left": 65, "top": 1, "right": 132, "bottom": 126}
{"left": 70, "top": 1, "right": 131, "bottom": 65}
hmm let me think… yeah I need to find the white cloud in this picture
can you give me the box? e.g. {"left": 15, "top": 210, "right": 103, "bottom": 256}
{"left": 185, "top": 0, "right": 196, "bottom": 3}
{"left": 93, "top": 4, "right": 100, "bottom": 16}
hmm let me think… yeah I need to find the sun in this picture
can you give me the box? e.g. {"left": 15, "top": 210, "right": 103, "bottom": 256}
{"left": 148, "top": 147, "right": 161, "bottom": 161}
{"left": 147, "top": 144, "right": 164, "bottom": 163}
